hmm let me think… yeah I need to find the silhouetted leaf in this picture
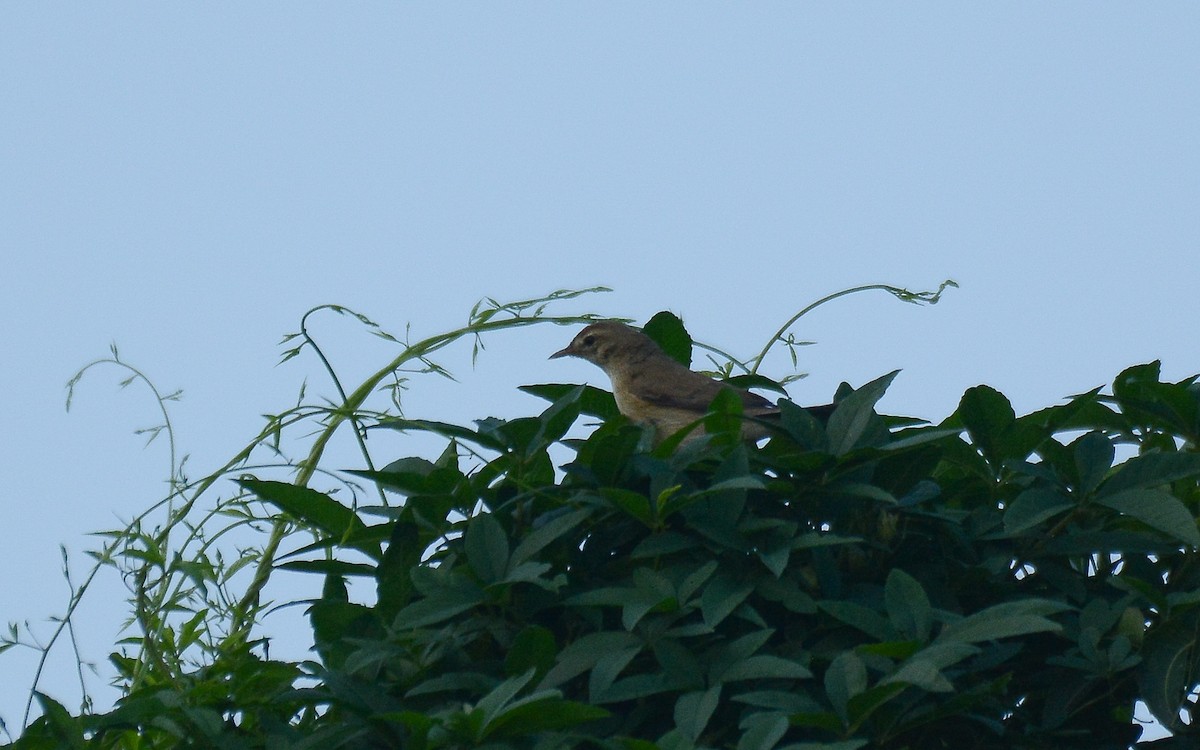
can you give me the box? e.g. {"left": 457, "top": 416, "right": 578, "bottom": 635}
{"left": 520, "top": 382, "right": 622, "bottom": 421}
{"left": 239, "top": 479, "right": 378, "bottom": 558}
{"left": 376, "top": 417, "right": 507, "bottom": 451}
{"left": 643, "top": 310, "right": 692, "bottom": 367}
{"left": 1072, "top": 431, "right": 1115, "bottom": 496}
{"left": 826, "top": 370, "right": 897, "bottom": 455}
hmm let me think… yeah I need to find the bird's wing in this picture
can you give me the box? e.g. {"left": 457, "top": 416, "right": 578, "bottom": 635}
{"left": 631, "top": 368, "right": 777, "bottom": 415}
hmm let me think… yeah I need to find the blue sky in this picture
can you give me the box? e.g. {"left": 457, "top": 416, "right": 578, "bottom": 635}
{"left": 2, "top": 3, "right": 1197, "bottom": 738}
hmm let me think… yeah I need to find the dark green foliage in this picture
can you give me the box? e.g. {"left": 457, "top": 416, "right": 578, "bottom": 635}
{"left": 12, "top": 358, "right": 1200, "bottom": 748}
{"left": 642, "top": 312, "right": 694, "bottom": 368}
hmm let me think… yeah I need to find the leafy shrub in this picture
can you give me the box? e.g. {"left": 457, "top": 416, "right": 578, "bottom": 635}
{"left": 8, "top": 293, "right": 1200, "bottom": 749}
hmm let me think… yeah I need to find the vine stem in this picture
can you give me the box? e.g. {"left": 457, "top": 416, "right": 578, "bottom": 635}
{"left": 748, "top": 280, "right": 957, "bottom": 375}
{"left": 22, "top": 356, "right": 184, "bottom": 726}
{"left": 227, "top": 313, "right": 598, "bottom": 640}
{"left": 297, "top": 305, "right": 390, "bottom": 508}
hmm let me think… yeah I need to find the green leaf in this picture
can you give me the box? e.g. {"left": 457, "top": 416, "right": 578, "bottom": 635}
{"left": 376, "top": 521, "right": 420, "bottom": 621}
{"left": 738, "top": 711, "right": 789, "bottom": 750}
{"left": 705, "top": 387, "right": 748, "bottom": 444}
{"left": 953, "top": 385, "right": 1047, "bottom": 471}
{"left": 604, "top": 487, "right": 657, "bottom": 526}
{"left": 845, "top": 682, "right": 909, "bottom": 725}
{"left": 776, "top": 741, "right": 867, "bottom": 750}
{"left": 726, "top": 372, "right": 790, "bottom": 397}
{"left": 374, "top": 417, "right": 507, "bottom": 451}
{"left": 239, "top": 479, "right": 349, "bottom": 536}
{"left": 480, "top": 416, "right": 542, "bottom": 452}
{"left": 793, "top": 532, "right": 862, "bottom": 550}
{"left": 473, "top": 670, "right": 537, "bottom": 736}
{"left": 310, "top": 597, "right": 375, "bottom": 668}
{"left": 540, "top": 632, "right": 641, "bottom": 689}
{"left": 565, "top": 586, "right": 639, "bottom": 608}
{"left": 880, "top": 426, "right": 962, "bottom": 452}
{"left": 675, "top": 685, "right": 721, "bottom": 741}
{"left": 1112, "top": 361, "right": 1200, "bottom": 429}
{"left": 589, "top": 645, "right": 642, "bottom": 700}
{"left": 465, "top": 512, "right": 510, "bottom": 584}
{"left": 653, "top": 637, "right": 706, "bottom": 689}
{"left": 375, "top": 455, "right": 438, "bottom": 484}
{"left": 631, "top": 531, "right": 702, "bottom": 559}
{"left": 824, "top": 651, "right": 867, "bottom": 721}
{"left": 1003, "top": 488, "right": 1075, "bottom": 535}
{"left": 702, "top": 573, "right": 755, "bottom": 629}
{"left": 1045, "top": 530, "right": 1183, "bottom": 556}
{"left": 678, "top": 560, "right": 720, "bottom": 603}
{"left": 406, "top": 671, "right": 495, "bottom": 697}
{"left": 32, "top": 692, "right": 86, "bottom": 749}
{"left": 622, "top": 741, "right": 665, "bottom": 750}
{"left": 596, "top": 673, "right": 674, "bottom": 704}
{"left": 535, "top": 384, "right": 585, "bottom": 445}
{"left": 509, "top": 508, "right": 591, "bottom": 568}
{"left": 880, "top": 659, "right": 953, "bottom": 692}
{"left": 505, "top": 625, "right": 557, "bottom": 678}
{"left": 756, "top": 576, "right": 818, "bottom": 614}
{"left": 643, "top": 310, "right": 692, "bottom": 367}
{"left": 239, "top": 479, "right": 377, "bottom": 558}
{"left": 778, "top": 398, "right": 828, "bottom": 451}
{"left": 276, "top": 559, "right": 376, "bottom": 577}
{"left": 1096, "top": 489, "right": 1200, "bottom": 547}
{"left": 826, "top": 371, "right": 898, "bottom": 456}
{"left": 393, "top": 580, "right": 484, "bottom": 629}
{"left": 485, "top": 694, "right": 610, "bottom": 737}
{"left": 734, "top": 690, "right": 823, "bottom": 713}
{"left": 956, "top": 384, "right": 1015, "bottom": 462}
{"left": 502, "top": 560, "right": 555, "bottom": 588}
{"left": 1137, "top": 610, "right": 1200, "bottom": 733}
{"left": 756, "top": 542, "right": 791, "bottom": 578}
{"left": 698, "top": 475, "right": 768, "bottom": 494}
{"left": 1099, "top": 451, "right": 1200, "bottom": 496}
{"left": 722, "top": 655, "right": 812, "bottom": 682}
{"left": 885, "top": 569, "right": 933, "bottom": 642}
{"left": 355, "top": 464, "right": 457, "bottom": 497}
{"left": 519, "top": 382, "right": 622, "bottom": 421}
{"left": 819, "top": 601, "right": 896, "bottom": 642}
{"left": 829, "top": 481, "right": 897, "bottom": 504}
{"left": 1114, "top": 361, "right": 1162, "bottom": 395}
{"left": 936, "top": 599, "right": 1069, "bottom": 644}
{"left": 622, "top": 568, "right": 677, "bottom": 629}
{"left": 708, "top": 630, "right": 775, "bottom": 683}
{"left": 1073, "top": 431, "right": 1114, "bottom": 496}
{"left": 903, "top": 641, "right": 980, "bottom": 672}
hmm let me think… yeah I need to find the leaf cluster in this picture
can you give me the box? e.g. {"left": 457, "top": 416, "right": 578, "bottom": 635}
{"left": 16, "top": 347, "right": 1200, "bottom": 748}
{"left": 11, "top": 296, "right": 1200, "bottom": 750}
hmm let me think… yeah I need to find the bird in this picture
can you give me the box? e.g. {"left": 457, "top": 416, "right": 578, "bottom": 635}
{"left": 550, "top": 320, "right": 832, "bottom": 444}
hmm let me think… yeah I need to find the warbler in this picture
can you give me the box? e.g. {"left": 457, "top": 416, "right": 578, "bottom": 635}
{"left": 551, "top": 321, "right": 831, "bottom": 444}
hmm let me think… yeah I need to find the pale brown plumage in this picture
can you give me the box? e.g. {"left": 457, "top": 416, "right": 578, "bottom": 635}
{"left": 550, "top": 321, "right": 793, "bottom": 444}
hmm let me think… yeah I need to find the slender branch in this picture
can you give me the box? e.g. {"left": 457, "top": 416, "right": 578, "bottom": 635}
{"left": 229, "top": 310, "right": 604, "bottom": 639}
{"left": 748, "top": 280, "right": 957, "bottom": 375}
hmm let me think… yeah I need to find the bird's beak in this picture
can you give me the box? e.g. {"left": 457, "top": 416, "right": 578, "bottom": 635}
{"left": 549, "top": 346, "right": 573, "bottom": 360}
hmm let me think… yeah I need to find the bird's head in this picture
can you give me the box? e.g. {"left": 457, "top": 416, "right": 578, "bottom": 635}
{"left": 550, "top": 321, "right": 654, "bottom": 370}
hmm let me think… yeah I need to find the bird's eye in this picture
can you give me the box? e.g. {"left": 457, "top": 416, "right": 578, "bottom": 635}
{"left": 582, "top": 334, "right": 596, "bottom": 348}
